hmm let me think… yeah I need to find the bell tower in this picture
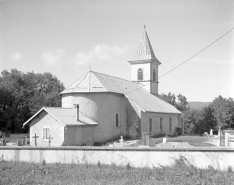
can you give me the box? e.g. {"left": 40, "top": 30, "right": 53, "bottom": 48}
{"left": 128, "top": 25, "right": 161, "bottom": 95}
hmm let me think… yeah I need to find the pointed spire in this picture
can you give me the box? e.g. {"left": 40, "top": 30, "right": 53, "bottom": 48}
{"left": 130, "top": 26, "right": 161, "bottom": 64}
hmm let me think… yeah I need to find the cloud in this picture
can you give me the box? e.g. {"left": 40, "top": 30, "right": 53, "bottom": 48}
{"left": 76, "top": 52, "right": 92, "bottom": 65}
{"left": 41, "top": 44, "right": 130, "bottom": 69}
{"left": 11, "top": 52, "right": 23, "bottom": 61}
{"left": 76, "top": 44, "right": 129, "bottom": 66}
{"left": 41, "top": 49, "right": 66, "bottom": 66}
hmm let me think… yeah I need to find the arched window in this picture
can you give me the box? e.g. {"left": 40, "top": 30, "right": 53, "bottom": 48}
{"left": 116, "top": 113, "right": 119, "bottom": 127}
{"left": 149, "top": 118, "right": 152, "bottom": 132}
{"left": 153, "top": 69, "right": 156, "bottom": 81}
{"left": 137, "top": 68, "right": 143, "bottom": 81}
{"left": 169, "top": 118, "right": 172, "bottom": 132}
{"left": 160, "top": 118, "right": 162, "bottom": 131}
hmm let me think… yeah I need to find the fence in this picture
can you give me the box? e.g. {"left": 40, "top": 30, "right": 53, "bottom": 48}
{"left": 0, "top": 146, "right": 234, "bottom": 171}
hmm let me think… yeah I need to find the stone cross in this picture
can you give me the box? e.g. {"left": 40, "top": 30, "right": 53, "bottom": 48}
{"left": 120, "top": 136, "right": 123, "bottom": 144}
{"left": 32, "top": 133, "right": 38, "bottom": 146}
{"left": 48, "top": 134, "right": 53, "bottom": 146}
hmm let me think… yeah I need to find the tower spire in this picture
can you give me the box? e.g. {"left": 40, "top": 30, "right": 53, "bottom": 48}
{"left": 129, "top": 26, "right": 161, "bottom": 64}
{"left": 128, "top": 27, "right": 161, "bottom": 95}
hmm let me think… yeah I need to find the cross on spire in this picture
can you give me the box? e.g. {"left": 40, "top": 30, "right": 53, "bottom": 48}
{"left": 144, "top": 24, "right": 146, "bottom": 29}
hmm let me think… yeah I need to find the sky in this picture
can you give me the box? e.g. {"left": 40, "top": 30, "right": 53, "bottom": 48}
{"left": 0, "top": 0, "right": 233, "bottom": 102}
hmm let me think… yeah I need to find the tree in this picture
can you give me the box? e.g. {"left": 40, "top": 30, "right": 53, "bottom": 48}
{"left": 0, "top": 69, "right": 64, "bottom": 133}
{"left": 176, "top": 94, "right": 189, "bottom": 112}
{"left": 161, "top": 92, "right": 189, "bottom": 112}
{"left": 211, "top": 95, "right": 233, "bottom": 129}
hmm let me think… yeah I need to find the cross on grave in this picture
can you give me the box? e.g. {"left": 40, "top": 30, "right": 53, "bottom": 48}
{"left": 33, "top": 133, "right": 39, "bottom": 146}
{"left": 48, "top": 134, "right": 53, "bottom": 146}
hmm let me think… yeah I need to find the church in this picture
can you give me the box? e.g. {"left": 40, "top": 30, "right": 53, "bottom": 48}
{"left": 23, "top": 28, "right": 182, "bottom": 146}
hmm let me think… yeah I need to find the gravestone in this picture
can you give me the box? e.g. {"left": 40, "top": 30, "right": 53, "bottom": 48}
{"left": 210, "top": 129, "right": 213, "bottom": 136}
{"left": 17, "top": 140, "right": 21, "bottom": 146}
{"left": 120, "top": 136, "right": 124, "bottom": 143}
{"left": 142, "top": 132, "right": 150, "bottom": 146}
{"left": 163, "top": 137, "right": 167, "bottom": 143}
{"left": 220, "top": 130, "right": 225, "bottom": 146}
{"left": 218, "top": 127, "right": 221, "bottom": 136}
{"left": 114, "top": 136, "right": 124, "bottom": 147}
{"left": 86, "top": 140, "right": 93, "bottom": 146}
{"left": 0, "top": 139, "right": 5, "bottom": 146}
{"left": 113, "top": 142, "right": 124, "bottom": 147}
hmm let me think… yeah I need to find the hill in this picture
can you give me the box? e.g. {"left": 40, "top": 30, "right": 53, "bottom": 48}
{"left": 188, "top": 102, "right": 211, "bottom": 110}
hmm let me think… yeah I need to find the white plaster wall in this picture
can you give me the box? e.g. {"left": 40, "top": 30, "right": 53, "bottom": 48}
{"left": 131, "top": 63, "right": 151, "bottom": 81}
{"left": 126, "top": 100, "right": 142, "bottom": 138}
{"left": 0, "top": 147, "right": 234, "bottom": 171}
{"left": 151, "top": 63, "right": 159, "bottom": 94}
{"left": 30, "top": 111, "right": 64, "bottom": 147}
{"left": 141, "top": 112, "right": 181, "bottom": 136}
{"left": 62, "top": 93, "right": 128, "bottom": 142}
{"left": 64, "top": 126, "right": 95, "bottom": 146}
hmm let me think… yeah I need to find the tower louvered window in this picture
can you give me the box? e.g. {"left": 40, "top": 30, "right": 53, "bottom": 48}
{"left": 137, "top": 68, "right": 143, "bottom": 81}
{"left": 153, "top": 69, "right": 156, "bottom": 81}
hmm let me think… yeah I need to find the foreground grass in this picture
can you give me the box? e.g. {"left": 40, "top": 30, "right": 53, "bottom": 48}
{"left": 0, "top": 158, "right": 233, "bottom": 185}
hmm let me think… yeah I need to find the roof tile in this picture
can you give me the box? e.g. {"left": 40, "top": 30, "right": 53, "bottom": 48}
{"left": 61, "top": 71, "right": 181, "bottom": 114}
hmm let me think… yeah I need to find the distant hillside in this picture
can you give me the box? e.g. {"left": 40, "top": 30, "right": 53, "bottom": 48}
{"left": 188, "top": 102, "right": 211, "bottom": 110}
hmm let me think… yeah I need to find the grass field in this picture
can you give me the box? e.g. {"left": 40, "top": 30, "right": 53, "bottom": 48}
{"left": 0, "top": 156, "right": 233, "bottom": 185}
{"left": 149, "top": 134, "right": 218, "bottom": 147}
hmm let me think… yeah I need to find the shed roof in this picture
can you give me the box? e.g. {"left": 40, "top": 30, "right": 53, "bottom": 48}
{"left": 60, "top": 71, "right": 181, "bottom": 114}
{"left": 23, "top": 107, "right": 98, "bottom": 128}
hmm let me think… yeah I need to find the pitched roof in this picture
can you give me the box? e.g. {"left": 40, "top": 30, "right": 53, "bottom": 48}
{"left": 129, "top": 28, "right": 161, "bottom": 64}
{"left": 60, "top": 71, "right": 181, "bottom": 114}
{"left": 22, "top": 107, "right": 98, "bottom": 128}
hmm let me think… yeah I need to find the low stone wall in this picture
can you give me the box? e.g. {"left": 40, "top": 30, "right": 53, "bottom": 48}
{"left": 0, "top": 146, "right": 234, "bottom": 171}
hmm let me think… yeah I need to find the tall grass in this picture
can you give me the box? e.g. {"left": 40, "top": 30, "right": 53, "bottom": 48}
{"left": 0, "top": 156, "right": 233, "bottom": 185}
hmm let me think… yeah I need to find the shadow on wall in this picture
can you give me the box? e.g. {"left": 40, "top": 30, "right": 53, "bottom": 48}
{"left": 126, "top": 102, "right": 141, "bottom": 139}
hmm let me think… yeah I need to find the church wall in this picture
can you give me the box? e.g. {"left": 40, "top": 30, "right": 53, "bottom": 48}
{"left": 141, "top": 112, "right": 182, "bottom": 136}
{"left": 29, "top": 111, "right": 65, "bottom": 147}
{"left": 61, "top": 93, "right": 128, "bottom": 142}
{"left": 64, "top": 126, "right": 95, "bottom": 146}
{"left": 125, "top": 100, "right": 142, "bottom": 139}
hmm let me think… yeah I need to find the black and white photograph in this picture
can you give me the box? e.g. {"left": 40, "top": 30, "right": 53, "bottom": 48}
{"left": 0, "top": 0, "right": 234, "bottom": 184}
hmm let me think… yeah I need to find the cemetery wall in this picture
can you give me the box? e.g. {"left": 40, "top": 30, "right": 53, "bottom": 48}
{"left": 0, "top": 147, "right": 234, "bottom": 171}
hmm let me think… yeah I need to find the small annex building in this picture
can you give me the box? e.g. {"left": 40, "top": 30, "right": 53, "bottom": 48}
{"left": 23, "top": 107, "right": 98, "bottom": 146}
{"left": 23, "top": 27, "right": 182, "bottom": 146}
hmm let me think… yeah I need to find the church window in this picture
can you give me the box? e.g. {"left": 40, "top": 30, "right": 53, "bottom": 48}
{"left": 149, "top": 118, "right": 152, "bottom": 132}
{"left": 153, "top": 69, "right": 156, "bottom": 81}
{"left": 137, "top": 68, "right": 143, "bottom": 81}
{"left": 43, "top": 128, "right": 50, "bottom": 139}
{"left": 116, "top": 113, "right": 119, "bottom": 127}
{"left": 160, "top": 118, "right": 162, "bottom": 131}
{"left": 169, "top": 118, "right": 172, "bottom": 132}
